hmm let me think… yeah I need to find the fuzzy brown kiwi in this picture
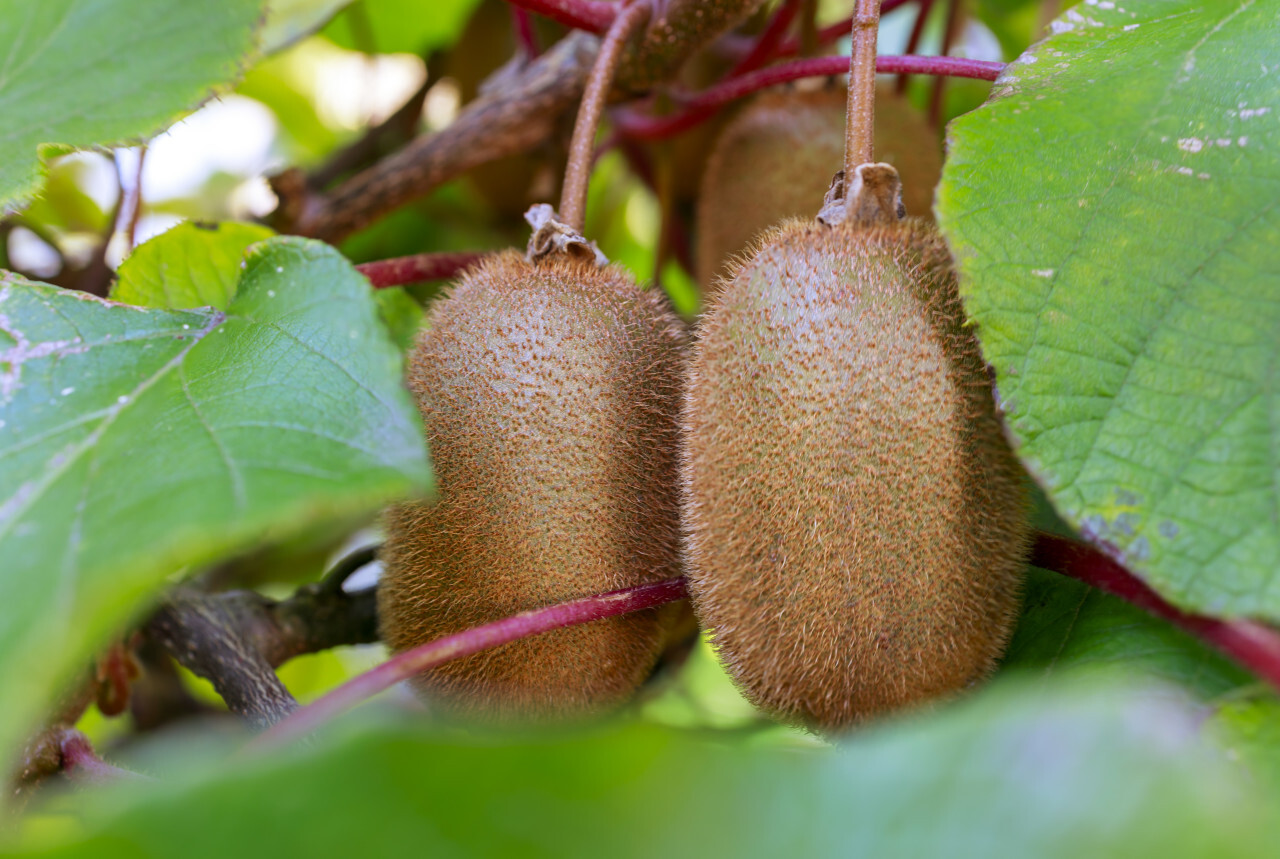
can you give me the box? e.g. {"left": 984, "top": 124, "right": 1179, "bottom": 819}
{"left": 694, "top": 85, "right": 942, "bottom": 288}
{"left": 379, "top": 251, "right": 688, "bottom": 722}
{"left": 682, "top": 216, "right": 1030, "bottom": 731}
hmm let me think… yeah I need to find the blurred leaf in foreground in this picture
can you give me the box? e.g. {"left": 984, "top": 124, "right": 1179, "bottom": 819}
{"left": 11, "top": 678, "right": 1277, "bottom": 857}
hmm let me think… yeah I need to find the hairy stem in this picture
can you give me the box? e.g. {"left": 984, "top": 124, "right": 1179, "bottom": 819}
{"left": 1033, "top": 532, "right": 1280, "bottom": 692}
{"left": 845, "top": 0, "right": 882, "bottom": 181}
{"left": 507, "top": 0, "right": 615, "bottom": 33}
{"left": 616, "top": 54, "right": 1003, "bottom": 140}
{"left": 560, "top": 1, "right": 651, "bottom": 232}
{"left": 356, "top": 251, "right": 487, "bottom": 288}
{"left": 247, "top": 577, "right": 690, "bottom": 751}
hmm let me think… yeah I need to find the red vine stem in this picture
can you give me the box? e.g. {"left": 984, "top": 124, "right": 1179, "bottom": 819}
{"left": 616, "top": 54, "right": 1004, "bottom": 141}
{"left": 58, "top": 729, "right": 148, "bottom": 784}
{"left": 505, "top": 0, "right": 615, "bottom": 34}
{"left": 511, "top": 5, "right": 541, "bottom": 58}
{"left": 774, "top": 0, "right": 913, "bottom": 57}
{"left": 896, "top": 0, "right": 935, "bottom": 93}
{"left": 729, "top": 0, "right": 802, "bottom": 77}
{"left": 1032, "top": 532, "right": 1280, "bottom": 691}
{"left": 246, "top": 577, "right": 690, "bottom": 751}
{"left": 356, "top": 252, "right": 487, "bottom": 288}
{"left": 248, "top": 535, "right": 1280, "bottom": 750}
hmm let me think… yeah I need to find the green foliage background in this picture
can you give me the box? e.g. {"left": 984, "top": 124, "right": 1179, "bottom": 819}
{"left": 0, "top": 0, "right": 1276, "bottom": 852}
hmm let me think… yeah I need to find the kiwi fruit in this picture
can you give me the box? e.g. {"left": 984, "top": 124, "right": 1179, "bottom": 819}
{"left": 694, "top": 85, "right": 942, "bottom": 287}
{"left": 379, "top": 251, "right": 688, "bottom": 722}
{"left": 682, "top": 213, "right": 1030, "bottom": 731}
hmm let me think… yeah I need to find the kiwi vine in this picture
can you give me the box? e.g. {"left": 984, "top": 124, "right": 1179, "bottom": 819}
{"left": 9, "top": 0, "right": 1280, "bottom": 825}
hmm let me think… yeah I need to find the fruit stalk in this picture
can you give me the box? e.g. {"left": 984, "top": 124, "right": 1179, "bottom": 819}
{"left": 846, "top": 0, "right": 881, "bottom": 197}
{"left": 560, "top": 1, "right": 652, "bottom": 231}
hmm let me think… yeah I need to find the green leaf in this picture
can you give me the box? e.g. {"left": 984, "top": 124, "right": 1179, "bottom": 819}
{"left": 1004, "top": 567, "right": 1253, "bottom": 699}
{"left": 1212, "top": 692, "right": 1280, "bottom": 794}
{"left": 11, "top": 679, "right": 1278, "bottom": 855}
{"left": 111, "top": 222, "right": 276, "bottom": 310}
{"left": 372, "top": 288, "right": 423, "bottom": 353}
{"left": 937, "top": 0, "right": 1280, "bottom": 619}
{"left": 321, "top": 0, "right": 481, "bottom": 55}
{"left": 261, "top": 0, "right": 353, "bottom": 54}
{"left": 0, "top": 0, "right": 262, "bottom": 210}
{"left": 0, "top": 238, "right": 431, "bottom": 778}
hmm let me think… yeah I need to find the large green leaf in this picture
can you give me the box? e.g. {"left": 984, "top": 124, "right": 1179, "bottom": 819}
{"left": 321, "top": 0, "right": 481, "bottom": 55}
{"left": 111, "top": 222, "right": 275, "bottom": 310}
{"left": 1004, "top": 567, "right": 1253, "bottom": 698}
{"left": 938, "top": 0, "right": 1280, "bottom": 619}
{"left": 0, "top": 238, "right": 430, "bottom": 778}
{"left": 0, "top": 0, "right": 262, "bottom": 210}
{"left": 11, "top": 679, "right": 1278, "bottom": 855}
{"left": 261, "top": 0, "right": 353, "bottom": 54}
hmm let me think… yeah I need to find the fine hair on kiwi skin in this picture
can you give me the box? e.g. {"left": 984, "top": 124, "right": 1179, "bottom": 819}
{"left": 694, "top": 83, "right": 943, "bottom": 289}
{"left": 681, "top": 0, "right": 1031, "bottom": 732}
{"left": 682, "top": 212, "right": 1030, "bottom": 730}
{"left": 378, "top": 3, "right": 690, "bottom": 724}
{"left": 379, "top": 251, "right": 688, "bottom": 723}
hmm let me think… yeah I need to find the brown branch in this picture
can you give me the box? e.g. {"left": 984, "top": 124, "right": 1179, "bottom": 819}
{"left": 308, "top": 52, "right": 444, "bottom": 191}
{"left": 276, "top": 32, "right": 598, "bottom": 243}
{"left": 145, "top": 568, "right": 381, "bottom": 729}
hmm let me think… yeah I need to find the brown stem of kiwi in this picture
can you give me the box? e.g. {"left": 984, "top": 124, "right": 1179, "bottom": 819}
{"left": 559, "top": 1, "right": 652, "bottom": 232}
{"left": 844, "top": 0, "right": 882, "bottom": 177}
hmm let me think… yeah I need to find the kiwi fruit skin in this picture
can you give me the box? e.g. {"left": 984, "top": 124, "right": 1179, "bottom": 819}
{"left": 682, "top": 218, "right": 1030, "bottom": 731}
{"left": 379, "top": 251, "right": 688, "bottom": 723}
{"left": 694, "top": 86, "right": 942, "bottom": 288}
